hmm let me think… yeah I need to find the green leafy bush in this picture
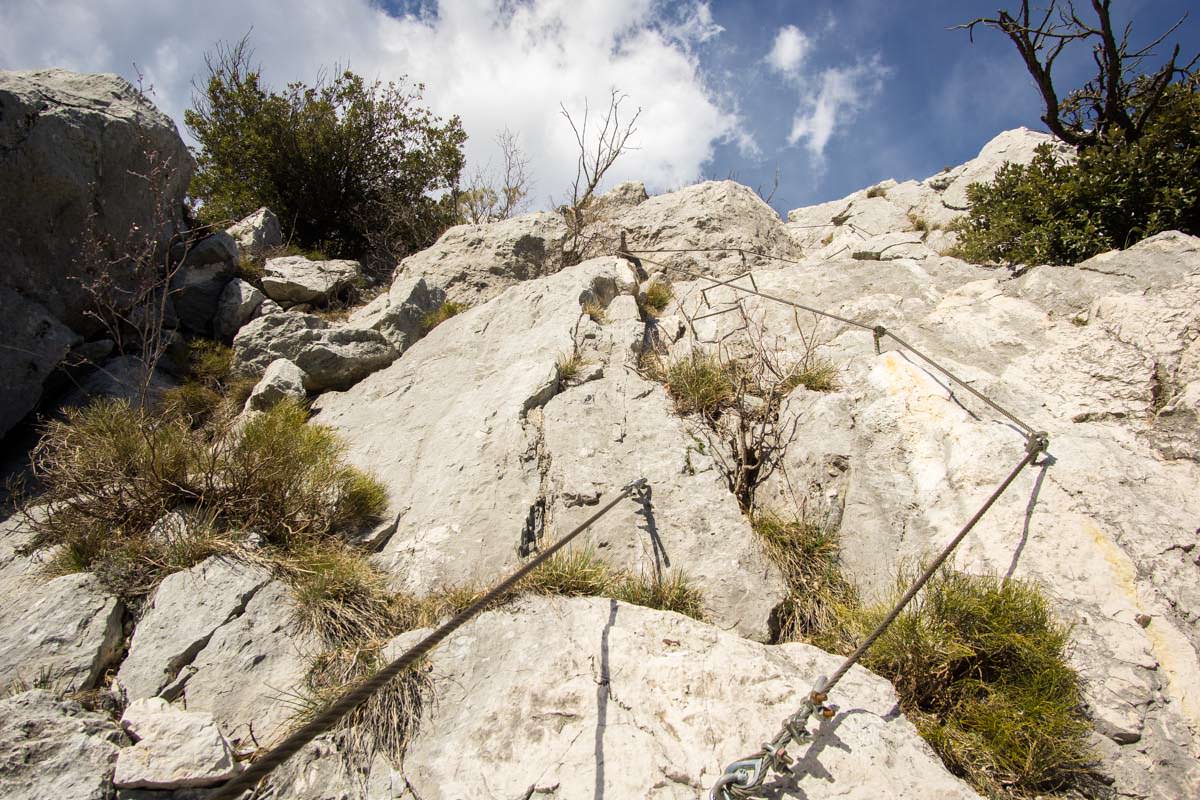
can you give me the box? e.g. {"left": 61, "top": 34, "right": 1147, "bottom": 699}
{"left": 814, "top": 568, "right": 1094, "bottom": 797}
{"left": 954, "top": 81, "right": 1199, "bottom": 266}
{"left": 186, "top": 37, "right": 466, "bottom": 264}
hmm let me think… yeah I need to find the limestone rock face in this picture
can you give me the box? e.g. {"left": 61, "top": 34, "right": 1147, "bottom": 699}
{"left": 0, "top": 69, "right": 193, "bottom": 333}
{"left": 0, "top": 690, "right": 126, "bottom": 800}
{"left": 261, "top": 256, "right": 363, "bottom": 305}
{"left": 343, "top": 275, "right": 445, "bottom": 352}
{"left": 244, "top": 358, "right": 308, "bottom": 412}
{"left": 233, "top": 312, "right": 397, "bottom": 392}
{"left": 180, "top": 580, "right": 317, "bottom": 746}
{"left": 226, "top": 207, "right": 282, "bottom": 260}
{"left": 396, "top": 596, "right": 980, "bottom": 799}
{"left": 678, "top": 232, "right": 1200, "bottom": 798}
{"left": 213, "top": 277, "right": 265, "bottom": 342}
{"left": 116, "top": 557, "right": 271, "bottom": 701}
{"left": 786, "top": 127, "right": 1069, "bottom": 260}
{"left": 312, "top": 259, "right": 639, "bottom": 594}
{"left": 113, "top": 697, "right": 240, "bottom": 789}
{"left": 393, "top": 210, "right": 570, "bottom": 305}
{"left": 603, "top": 179, "right": 799, "bottom": 275}
{"left": 0, "top": 567, "right": 123, "bottom": 693}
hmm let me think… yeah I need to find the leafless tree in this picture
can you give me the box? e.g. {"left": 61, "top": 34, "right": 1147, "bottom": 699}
{"left": 458, "top": 128, "right": 531, "bottom": 224}
{"left": 954, "top": 0, "right": 1197, "bottom": 146}
{"left": 561, "top": 90, "right": 640, "bottom": 213}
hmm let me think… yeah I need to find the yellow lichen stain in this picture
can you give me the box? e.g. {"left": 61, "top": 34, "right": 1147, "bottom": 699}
{"left": 1083, "top": 519, "right": 1200, "bottom": 734}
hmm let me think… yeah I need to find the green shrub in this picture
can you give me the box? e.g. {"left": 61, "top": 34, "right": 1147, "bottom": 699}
{"left": 420, "top": 300, "right": 468, "bottom": 334}
{"left": 814, "top": 568, "right": 1094, "bottom": 798}
{"left": 954, "top": 81, "right": 1199, "bottom": 266}
{"left": 186, "top": 36, "right": 466, "bottom": 263}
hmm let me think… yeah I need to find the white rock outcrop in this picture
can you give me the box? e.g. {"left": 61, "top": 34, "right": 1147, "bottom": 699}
{"left": 214, "top": 278, "right": 266, "bottom": 342}
{"left": 0, "top": 690, "right": 126, "bottom": 800}
{"left": 233, "top": 312, "right": 397, "bottom": 391}
{"left": 261, "top": 256, "right": 363, "bottom": 306}
{"left": 343, "top": 275, "right": 445, "bottom": 352}
{"left": 393, "top": 210, "right": 571, "bottom": 305}
{"left": 244, "top": 358, "right": 309, "bottom": 412}
{"left": 113, "top": 697, "right": 240, "bottom": 789}
{"left": 227, "top": 207, "right": 283, "bottom": 260}
{"left": 116, "top": 557, "right": 270, "bottom": 701}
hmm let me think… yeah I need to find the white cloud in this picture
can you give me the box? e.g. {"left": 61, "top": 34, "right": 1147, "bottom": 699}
{"left": 0, "top": 0, "right": 742, "bottom": 202}
{"left": 766, "top": 25, "right": 810, "bottom": 75}
{"left": 787, "top": 57, "right": 888, "bottom": 160}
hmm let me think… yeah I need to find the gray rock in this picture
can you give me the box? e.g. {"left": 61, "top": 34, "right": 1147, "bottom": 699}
{"left": 226, "top": 207, "right": 282, "bottom": 261}
{"left": 0, "top": 690, "right": 126, "bottom": 800}
{"left": 168, "top": 261, "right": 236, "bottom": 336}
{"left": 601, "top": 180, "right": 798, "bottom": 276}
{"left": 343, "top": 275, "right": 445, "bottom": 352}
{"left": 113, "top": 697, "right": 240, "bottom": 789}
{"left": 178, "top": 232, "right": 238, "bottom": 268}
{"left": 244, "top": 358, "right": 308, "bottom": 412}
{"left": 394, "top": 210, "right": 570, "bottom": 305}
{"left": 397, "top": 596, "right": 981, "bottom": 799}
{"left": 260, "top": 256, "right": 362, "bottom": 305}
{"left": 0, "top": 571, "right": 123, "bottom": 693}
{"left": 181, "top": 580, "right": 317, "bottom": 747}
{"left": 0, "top": 70, "right": 193, "bottom": 334}
{"left": 312, "top": 258, "right": 637, "bottom": 595}
{"left": 0, "top": 287, "right": 78, "bottom": 437}
{"left": 212, "top": 278, "right": 265, "bottom": 342}
{"left": 233, "top": 313, "right": 397, "bottom": 392}
{"left": 116, "top": 557, "right": 270, "bottom": 701}
{"left": 60, "top": 354, "right": 180, "bottom": 411}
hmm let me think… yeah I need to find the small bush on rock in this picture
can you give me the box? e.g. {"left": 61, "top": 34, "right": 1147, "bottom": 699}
{"left": 814, "top": 568, "right": 1094, "bottom": 798}
{"left": 420, "top": 300, "right": 468, "bottom": 334}
{"left": 643, "top": 282, "right": 673, "bottom": 315}
{"left": 661, "top": 351, "right": 736, "bottom": 417}
{"left": 754, "top": 513, "right": 856, "bottom": 641}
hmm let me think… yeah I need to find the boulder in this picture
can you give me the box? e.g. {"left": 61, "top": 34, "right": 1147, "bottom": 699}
{"left": 233, "top": 313, "right": 397, "bottom": 392}
{"left": 393, "top": 210, "right": 571, "bottom": 305}
{"left": 212, "top": 278, "right": 265, "bottom": 342}
{"left": 116, "top": 557, "right": 271, "bottom": 701}
{"left": 0, "top": 690, "right": 126, "bottom": 800}
{"left": 59, "top": 354, "right": 180, "bottom": 412}
{"left": 168, "top": 263, "right": 236, "bottom": 336}
{"left": 0, "top": 287, "right": 78, "bottom": 437}
{"left": 601, "top": 180, "right": 798, "bottom": 276}
{"left": 394, "top": 596, "right": 980, "bottom": 799}
{"left": 0, "top": 571, "right": 123, "bottom": 693}
{"left": 244, "top": 358, "right": 308, "bottom": 412}
{"left": 113, "top": 697, "right": 239, "bottom": 789}
{"left": 181, "top": 580, "right": 317, "bottom": 746}
{"left": 0, "top": 69, "right": 193, "bottom": 333}
{"left": 177, "top": 231, "right": 238, "bottom": 268}
{"left": 260, "top": 256, "right": 362, "bottom": 305}
{"left": 226, "top": 207, "right": 282, "bottom": 261}
{"left": 343, "top": 275, "right": 445, "bottom": 352}
{"left": 312, "top": 258, "right": 637, "bottom": 595}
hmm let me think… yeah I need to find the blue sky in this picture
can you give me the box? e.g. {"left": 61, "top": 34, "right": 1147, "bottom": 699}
{"left": 2, "top": 0, "right": 1196, "bottom": 215}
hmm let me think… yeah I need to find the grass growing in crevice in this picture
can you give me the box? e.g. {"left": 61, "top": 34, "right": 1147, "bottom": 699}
{"left": 521, "top": 547, "right": 705, "bottom": 620}
{"left": 642, "top": 282, "right": 673, "bottom": 316}
{"left": 753, "top": 512, "right": 857, "bottom": 642}
{"left": 812, "top": 568, "right": 1095, "bottom": 799}
{"left": 779, "top": 358, "right": 839, "bottom": 394}
{"left": 582, "top": 299, "right": 608, "bottom": 324}
{"left": 658, "top": 351, "right": 737, "bottom": 417}
{"left": 420, "top": 300, "right": 469, "bottom": 334}
{"left": 556, "top": 350, "right": 587, "bottom": 384}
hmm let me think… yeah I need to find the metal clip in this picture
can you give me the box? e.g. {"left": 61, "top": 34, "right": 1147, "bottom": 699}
{"left": 872, "top": 325, "right": 887, "bottom": 354}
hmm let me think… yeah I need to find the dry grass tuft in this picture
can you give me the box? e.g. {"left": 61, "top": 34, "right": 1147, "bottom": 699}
{"left": 660, "top": 351, "right": 736, "bottom": 417}
{"left": 420, "top": 300, "right": 469, "bottom": 334}
{"left": 582, "top": 299, "right": 608, "bottom": 324}
{"left": 642, "top": 282, "right": 673, "bottom": 315}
